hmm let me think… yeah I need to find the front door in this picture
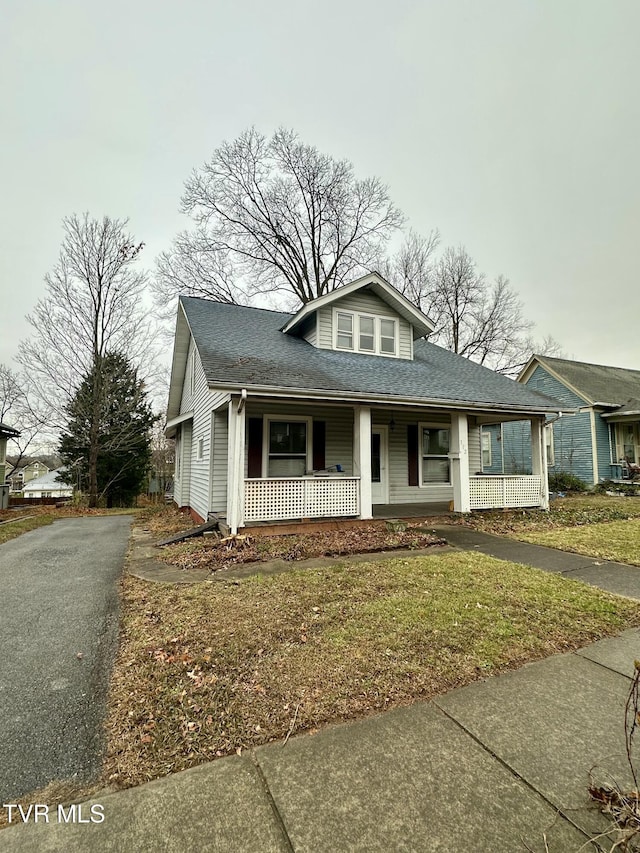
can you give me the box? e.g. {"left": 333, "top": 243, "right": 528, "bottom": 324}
{"left": 371, "top": 426, "right": 389, "bottom": 504}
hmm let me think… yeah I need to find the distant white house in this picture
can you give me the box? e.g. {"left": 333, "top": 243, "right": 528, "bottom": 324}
{"left": 22, "top": 469, "right": 73, "bottom": 499}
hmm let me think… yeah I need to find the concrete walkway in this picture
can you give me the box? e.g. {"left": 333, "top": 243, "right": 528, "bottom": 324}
{"left": 433, "top": 524, "right": 640, "bottom": 600}
{"left": 2, "top": 629, "right": 638, "bottom": 852}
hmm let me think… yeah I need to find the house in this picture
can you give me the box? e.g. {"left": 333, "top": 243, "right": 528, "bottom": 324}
{"left": 0, "top": 423, "right": 20, "bottom": 472}
{"left": 21, "top": 469, "right": 73, "bottom": 500}
{"left": 483, "top": 355, "right": 640, "bottom": 485}
{"left": 0, "top": 423, "right": 20, "bottom": 510}
{"left": 4, "top": 455, "right": 62, "bottom": 493}
{"left": 165, "top": 273, "right": 567, "bottom": 533}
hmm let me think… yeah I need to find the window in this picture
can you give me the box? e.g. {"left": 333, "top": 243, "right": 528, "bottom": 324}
{"left": 336, "top": 312, "right": 353, "bottom": 350}
{"left": 545, "top": 425, "right": 555, "bottom": 467}
{"left": 197, "top": 437, "right": 204, "bottom": 461}
{"left": 420, "top": 425, "right": 450, "bottom": 484}
{"left": 266, "top": 418, "right": 310, "bottom": 477}
{"left": 333, "top": 309, "right": 398, "bottom": 356}
{"left": 481, "top": 430, "right": 492, "bottom": 469}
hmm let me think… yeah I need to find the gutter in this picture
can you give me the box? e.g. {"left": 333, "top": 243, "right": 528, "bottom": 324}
{"left": 210, "top": 381, "right": 575, "bottom": 417}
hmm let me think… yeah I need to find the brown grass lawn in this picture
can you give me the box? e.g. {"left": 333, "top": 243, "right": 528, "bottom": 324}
{"left": 462, "top": 494, "right": 640, "bottom": 537}
{"left": 0, "top": 513, "right": 56, "bottom": 545}
{"left": 518, "top": 518, "right": 640, "bottom": 566}
{"left": 104, "top": 551, "right": 640, "bottom": 789}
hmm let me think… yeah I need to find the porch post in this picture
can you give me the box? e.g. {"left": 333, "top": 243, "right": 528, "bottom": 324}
{"left": 531, "top": 417, "right": 549, "bottom": 510}
{"left": 450, "top": 413, "right": 471, "bottom": 513}
{"left": 227, "top": 398, "right": 246, "bottom": 533}
{"left": 353, "top": 406, "right": 372, "bottom": 519}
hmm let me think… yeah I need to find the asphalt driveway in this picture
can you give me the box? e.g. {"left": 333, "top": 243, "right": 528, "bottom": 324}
{"left": 0, "top": 515, "right": 131, "bottom": 802}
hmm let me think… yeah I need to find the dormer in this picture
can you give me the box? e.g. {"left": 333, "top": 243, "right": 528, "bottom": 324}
{"left": 280, "top": 272, "right": 434, "bottom": 361}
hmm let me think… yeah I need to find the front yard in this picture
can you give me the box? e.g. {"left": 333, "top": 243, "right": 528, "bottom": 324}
{"left": 104, "top": 549, "right": 640, "bottom": 789}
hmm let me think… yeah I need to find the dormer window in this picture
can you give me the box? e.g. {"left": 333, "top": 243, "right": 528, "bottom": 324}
{"left": 333, "top": 309, "right": 398, "bottom": 357}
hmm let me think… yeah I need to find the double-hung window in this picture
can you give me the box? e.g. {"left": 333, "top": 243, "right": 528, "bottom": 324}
{"left": 481, "top": 430, "right": 491, "bottom": 469}
{"left": 334, "top": 309, "right": 398, "bottom": 356}
{"left": 420, "top": 424, "right": 450, "bottom": 484}
{"left": 266, "top": 418, "right": 310, "bottom": 477}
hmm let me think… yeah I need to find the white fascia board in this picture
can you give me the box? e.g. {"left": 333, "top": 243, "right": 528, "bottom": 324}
{"left": 213, "top": 381, "right": 572, "bottom": 416}
{"left": 166, "top": 303, "right": 194, "bottom": 421}
{"left": 164, "top": 410, "right": 194, "bottom": 437}
{"left": 281, "top": 272, "right": 435, "bottom": 338}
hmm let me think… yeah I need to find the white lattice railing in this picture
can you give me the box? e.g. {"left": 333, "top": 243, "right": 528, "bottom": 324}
{"left": 469, "top": 476, "right": 544, "bottom": 509}
{"left": 244, "top": 477, "right": 361, "bottom": 522}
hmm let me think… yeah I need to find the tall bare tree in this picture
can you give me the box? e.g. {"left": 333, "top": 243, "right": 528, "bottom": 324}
{"left": 19, "top": 214, "right": 154, "bottom": 506}
{"left": 153, "top": 127, "right": 404, "bottom": 317}
{"left": 378, "top": 229, "right": 440, "bottom": 313}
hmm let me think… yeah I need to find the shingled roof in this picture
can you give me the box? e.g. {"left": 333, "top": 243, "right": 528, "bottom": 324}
{"left": 178, "top": 296, "right": 564, "bottom": 415}
{"left": 532, "top": 355, "right": 640, "bottom": 407}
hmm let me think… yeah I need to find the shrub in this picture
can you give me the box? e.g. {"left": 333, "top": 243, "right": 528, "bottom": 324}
{"left": 548, "top": 472, "right": 588, "bottom": 493}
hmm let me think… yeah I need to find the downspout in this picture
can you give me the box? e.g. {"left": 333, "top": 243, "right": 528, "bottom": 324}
{"left": 238, "top": 388, "right": 247, "bottom": 414}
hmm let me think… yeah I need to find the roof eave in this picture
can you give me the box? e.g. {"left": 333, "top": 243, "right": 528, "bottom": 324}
{"left": 206, "top": 378, "right": 571, "bottom": 416}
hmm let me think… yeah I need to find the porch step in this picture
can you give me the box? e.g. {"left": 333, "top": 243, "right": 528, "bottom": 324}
{"left": 209, "top": 513, "right": 230, "bottom": 537}
{"left": 155, "top": 519, "right": 220, "bottom": 547}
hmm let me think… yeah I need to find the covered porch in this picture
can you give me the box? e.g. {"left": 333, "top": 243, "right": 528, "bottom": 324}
{"left": 221, "top": 394, "right": 549, "bottom": 533}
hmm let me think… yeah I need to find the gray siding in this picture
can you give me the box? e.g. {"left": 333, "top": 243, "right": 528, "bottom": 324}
{"left": 375, "top": 408, "right": 453, "bottom": 504}
{"left": 244, "top": 401, "right": 355, "bottom": 476}
{"left": 316, "top": 291, "right": 413, "bottom": 359}
{"left": 211, "top": 407, "right": 228, "bottom": 515}
{"left": 468, "top": 424, "right": 482, "bottom": 475}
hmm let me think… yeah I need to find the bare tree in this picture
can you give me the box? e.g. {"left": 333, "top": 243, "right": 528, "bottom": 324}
{"left": 19, "top": 214, "right": 156, "bottom": 505}
{"left": 0, "top": 364, "right": 50, "bottom": 475}
{"left": 153, "top": 127, "right": 404, "bottom": 314}
{"left": 378, "top": 229, "right": 440, "bottom": 313}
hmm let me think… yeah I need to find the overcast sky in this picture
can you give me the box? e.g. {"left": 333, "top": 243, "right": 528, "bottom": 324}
{"left": 2, "top": 0, "right": 638, "bottom": 377}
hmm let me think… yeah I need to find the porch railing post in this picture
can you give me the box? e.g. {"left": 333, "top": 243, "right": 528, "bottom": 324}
{"left": 353, "top": 406, "right": 372, "bottom": 519}
{"left": 450, "top": 413, "right": 471, "bottom": 513}
{"left": 226, "top": 397, "right": 246, "bottom": 533}
{"left": 531, "top": 417, "right": 549, "bottom": 510}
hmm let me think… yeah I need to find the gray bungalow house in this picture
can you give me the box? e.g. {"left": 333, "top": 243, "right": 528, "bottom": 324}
{"left": 483, "top": 355, "right": 640, "bottom": 485}
{"left": 165, "top": 273, "right": 565, "bottom": 533}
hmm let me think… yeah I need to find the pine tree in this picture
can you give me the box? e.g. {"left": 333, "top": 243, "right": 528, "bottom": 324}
{"left": 59, "top": 352, "right": 156, "bottom": 506}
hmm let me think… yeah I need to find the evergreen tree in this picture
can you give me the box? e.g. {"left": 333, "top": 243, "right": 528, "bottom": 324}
{"left": 59, "top": 353, "right": 156, "bottom": 506}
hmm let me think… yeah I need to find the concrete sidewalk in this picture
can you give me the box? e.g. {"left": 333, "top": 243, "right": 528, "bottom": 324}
{"left": 434, "top": 524, "right": 640, "bottom": 600}
{"left": 2, "top": 629, "right": 638, "bottom": 852}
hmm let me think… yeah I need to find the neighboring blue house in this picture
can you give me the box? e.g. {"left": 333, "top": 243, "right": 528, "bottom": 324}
{"left": 482, "top": 355, "right": 640, "bottom": 486}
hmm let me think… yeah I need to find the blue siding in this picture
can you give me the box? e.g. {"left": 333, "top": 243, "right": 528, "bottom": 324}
{"left": 481, "top": 425, "right": 504, "bottom": 474}
{"left": 594, "top": 410, "right": 614, "bottom": 481}
{"left": 496, "top": 364, "right": 596, "bottom": 485}
{"left": 526, "top": 365, "right": 586, "bottom": 408}
{"left": 550, "top": 413, "right": 594, "bottom": 483}
{"left": 502, "top": 421, "right": 533, "bottom": 474}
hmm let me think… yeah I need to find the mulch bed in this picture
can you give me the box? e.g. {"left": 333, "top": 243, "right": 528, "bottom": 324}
{"left": 159, "top": 523, "right": 447, "bottom": 573}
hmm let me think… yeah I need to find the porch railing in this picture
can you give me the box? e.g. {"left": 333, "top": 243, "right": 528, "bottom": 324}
{"left": 244, "top": 476, "right": 360, "bottom": 523}
{"left": 470, "top": 475, "right": 544, "bottom": 509}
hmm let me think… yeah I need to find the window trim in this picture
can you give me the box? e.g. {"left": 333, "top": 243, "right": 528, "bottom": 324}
{"left": 196, "top": 436, "right": 204, "bottom": 461}
{"left": 418, "top": 421, "right": 451, "bottom": 487}
{"left": 332, "top": 308, "right": 398, "bottom": 357}
{"left": 481, "top": 429, "right": 492, "bottom": 470}
{"left": 261, "top": 414, "right": 313, "bottom": 478}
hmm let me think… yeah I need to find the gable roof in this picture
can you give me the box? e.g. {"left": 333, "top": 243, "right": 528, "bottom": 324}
{"left": 281, "top": 272, "right": 436, "bottom": 339}
{"left": 173, "top": 296, "right": 565, "bottom": 417}
{"left": 522, "top": 355, "right": 640, "bottom": 407}
{"left": 22, "top": 469, "right": 71, "bottom": 492}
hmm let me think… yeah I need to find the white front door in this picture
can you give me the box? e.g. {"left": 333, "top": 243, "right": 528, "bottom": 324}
{"left": 371, "top": 425, "right": 389, "bottom": 504}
